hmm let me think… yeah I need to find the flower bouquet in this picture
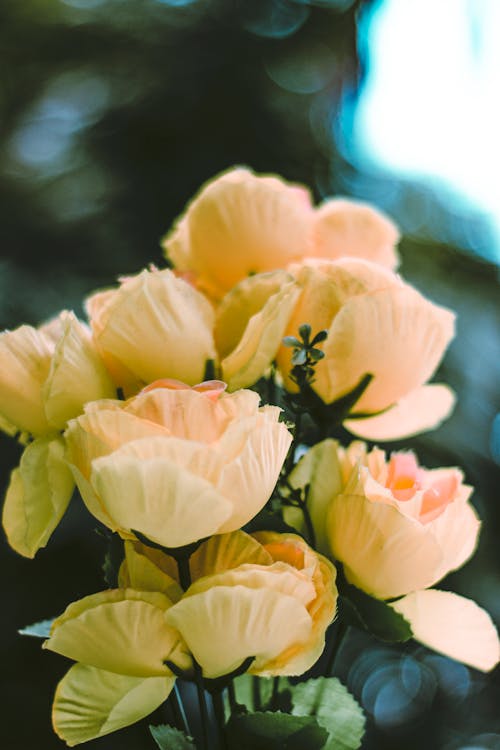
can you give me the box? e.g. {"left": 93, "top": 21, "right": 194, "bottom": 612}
{"left": 2, "top": 167, "right": 498, "bottom": 749}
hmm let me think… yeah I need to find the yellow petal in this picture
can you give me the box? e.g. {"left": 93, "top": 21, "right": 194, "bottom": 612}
{"left": 2, "top": 436, "right": 74, "bottom": 558}
{"left": 166, "top": 585, "right": 312, "bottom": 678}
{"left": 90, "top": 437, "right": 233, "bottom": 547}
{"left": 43, "top": 312, "right": 116, "bottom": 429}
{"left": 90, "top": 269, "right": 216, "bottom": 385}
{"left": 286, "top": 439, "right": 343, "bottom": 555}
{"left": 119, "top": 541, "right": 183, "bottom": 602}
{"left": 53, "top": 664, "right": 174, "bottom": 746}
{"left": 344, "top": 384, "right": 456, "bottom": 440}
{"left": 189, "top": 531, "right": 273, "bottom": 581}
{"left": 0, "top": 325, "right": 53, "bottom": 435}
{"left": 222, "top": 282, "right": 300, "bottom": 391}
{"left": 215, "top": 414, "right": 292, "bottom": 532}
{"left": 391, "top": 590, "right": 500, "bottom": 672}
{"left": 310, "top": 198, "right": 400, "bottom": 269}
{"left": 162, "top": 167, "right": 313, "bottom": 298}
{"left": 316, "top": 286, "right": 455, "bottom": 411}
{"left": 327, "top": 494, "right": 443, "bottom": 599}
{"left": 45, "top": 589, "right": 187, "bottom": 677}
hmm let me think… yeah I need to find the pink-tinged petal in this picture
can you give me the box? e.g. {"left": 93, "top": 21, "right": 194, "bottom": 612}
{"left": 162, "top": 167, "right": 314, "bottom": 299}
{"left": 310, "top": 198, "right": 400, "bottom": 269}
{"left": 53, "top": 665, "right": 174, "bottom": 747}
{"left": 2, "top": 436, "right": 74, "bottom": 558}
{"left": 326, "top": 494, "right": 443, "bottom": 599}
{"left": 428, "top": 495, "right": 480, "bottom": 583}
{"left": 316, "top": 288, "right": 455, "bottom": 411}
{"left": 385, "top": 453, "right": 422, "bottom": 501}
{"left": 391, "top": 590, "right": 500, "bottom": 672}
{"left": 344, "top": 384, "right": 456, "bottom": 441}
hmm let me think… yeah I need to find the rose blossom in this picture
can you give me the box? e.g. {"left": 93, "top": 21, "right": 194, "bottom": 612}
{"left": 64, "top": 381, "right": 292, "bottom": 548}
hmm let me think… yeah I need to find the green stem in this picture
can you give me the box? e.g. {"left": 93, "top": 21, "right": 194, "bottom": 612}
{"left": 300, "top": 500, "right": 316, "bottom": 549}
{"left": 252, "top": 675, "right": 261, "bottom": 711}
{"left": 212, "top": 690, "right": 228, "bottom": 750}
{"left": 177, "top": 555, "right": 191, "bottom": 592}
{"left": 194, "top": 664, "right": 210, "bottom": 750}
{"left": 227, "top": 681, "right": 237, "bottom": 713}
{"left": 326, "top": 622, "right": 349, "bottom": 676}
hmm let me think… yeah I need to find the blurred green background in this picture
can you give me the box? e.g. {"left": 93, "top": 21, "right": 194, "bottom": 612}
{"left": 0, "top": 1, "right": 499, "bottom": 748}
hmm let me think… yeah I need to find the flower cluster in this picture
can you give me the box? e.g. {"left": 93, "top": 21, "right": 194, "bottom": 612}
{"left": 2, "top": 168, "right": 498, "bottom": 749}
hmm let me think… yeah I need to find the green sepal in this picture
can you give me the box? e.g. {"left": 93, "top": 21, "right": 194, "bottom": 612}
{"left": 242, "top": 508, "right": 301, "bottom": 537}
{"left": 226, "top": 711, "right": 328, "bottom": 750}
{"left": 101, "top": 530, "right": 125, "bottom": 588}
{"left": 149, "top": 724, "right": 195, "bottom": 749}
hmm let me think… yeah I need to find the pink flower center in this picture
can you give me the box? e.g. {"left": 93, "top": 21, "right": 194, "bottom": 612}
{"left": 385, "top": 453, "right": 423, "bottom": 501}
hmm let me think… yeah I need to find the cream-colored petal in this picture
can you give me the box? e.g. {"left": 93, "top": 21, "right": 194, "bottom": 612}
{"left": 344, "top": 384, "right": 456, "bottom": 440}
{"left": 90, "top": 438, "right": 233, "bottom": 547}
{"left": 92, "top": 269, "right": 216, "bottom": 385}
{"left": 166, "top": 586, "right": 312, "bottom": 678}
{"left": 310, "top": 198, "right": 400, "bottom": 269}
{"left": 391, "top": 590, "right": 500, "bottom": 672}
{"left": 189, "top": 531, "right": 273, "bottom": 582}
{"left": 185, "top": 563, "right": 317, "bottom": 608}
{"left": 119, "top": 541, "right": 183, "bottom": 602}
{"left": 215, "top": 415, "right": 292, "bottom": 532}
{"left": 327, "top": 494, "right": 443, "bottom": 599}
{"left": 219, "top": 274, "right": 300, "bottom": 391}
{"left": 53, "top": 664, "right": 174, "bottom": 746}
{"left": 0, "top": 325, "right": 53, "bottom": 435}
{"left": 286, "top": 439, "right": 343, "bottom": 556}
{"left": 42, "top": 312, "right": 116, "bottom": 429}
{"left": 315, "top": 286, "right": 455, "bottom": 410}
{"left": 45, "top": 589, "right": 186, "bottom": 676}
{"left": 2, "top": 436, "right": 74, "bottom": 558}
{"left": 162, "top": 167, "right": 313, "bottom": 298}
{"left": 428, "top": 499, "right": 480, "bottom": 584}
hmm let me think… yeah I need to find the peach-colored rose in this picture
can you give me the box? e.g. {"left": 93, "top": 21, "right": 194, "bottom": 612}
{"left": 161, "top": 168, "right": 399, "bottom": 300}
{"left": 324, "top": 441, "right": 480, "bottom": 599}
{"left": 85, "top": 267, "right": 216, "bottom": 395}
{"left": 65, "top": 383, "right": 292, "bottom": 548}
{"left": 276, "top": 258, "right": 455, "bottom": 439}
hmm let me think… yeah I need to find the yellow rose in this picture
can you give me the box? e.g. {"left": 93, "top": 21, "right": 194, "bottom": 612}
{"left": 44, "top": 587, "right": 188, "bottom": 746}
{"left": 276, "top": 258, "right": 455, "bottom": 439}
{"left": 122, "top": 530, "right": 337, "bottom": 679}
{"left": 1, "top": 312, "right": 116, "bottom": 557}
{"left": 162, "top": 168, "right": 400, "bottom": 301}
{"left": 85, "top": 267, "right": 216, "bottom": 395}
{"left": 0, "top": 311, "right": 114, "bottom": 436}
{"left": 162, "top": 167, "right": 313, "bottom": 300}
{"left": 65, "top": 383, "right": 292, "bottom": 547}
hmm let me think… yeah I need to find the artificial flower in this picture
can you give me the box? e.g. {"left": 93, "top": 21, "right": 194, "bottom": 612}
{"left": 162, "top": 167, "right": 400, "bottom": 300}
{"left": 276, "top": 258, "right": 455, "bottom": 439}
{"left": 85, "top": 267, "right": 216, "bottom": 395}
{"left": 65, "top": 382, "right": 292, "bottom": 548}
{"left": 44, "top": 588, "right": 188, "bottom": 746}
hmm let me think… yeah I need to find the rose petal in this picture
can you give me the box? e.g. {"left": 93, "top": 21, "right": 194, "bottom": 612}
{"left": 53, "top": 664, "right": 174, "bottom": 746}
{"left": 344, "top": 384, "right": 456, "bottom": 441}
{"left": 391, "top": 589, "right": 500, "bottom": 672}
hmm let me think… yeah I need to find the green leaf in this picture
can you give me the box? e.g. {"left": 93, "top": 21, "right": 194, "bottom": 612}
{"left": 291, "top": 349, "right": 307, "bottom": 366}
{"left": 242, "top": 509, "right": 301, "bottom": 537}
{"left": 338, "top": 579, "right": 412, "bottom": 642}
{"left": 290, "top": 677, "right": 365, "bottom": 750}
{"left": 282, "top": 336, "right": 302, "bottom": 348}
{"left": 18, "top": 617, "right": 54, "bottom": 638}
{"left": 149, "top": 724, "right": 195, "bottom": 749}
{"left": 226, "top": 711, "right": 327, "bottom": 750}
{"left": 311, "top": 329, "right": 328, "bottom": 346}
